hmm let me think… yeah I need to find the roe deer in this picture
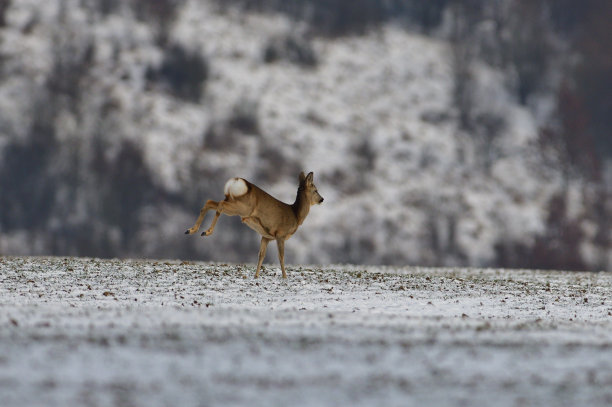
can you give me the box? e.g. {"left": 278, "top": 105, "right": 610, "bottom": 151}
{"left": 185, "top": 171, "right": 323, "bottom": 278}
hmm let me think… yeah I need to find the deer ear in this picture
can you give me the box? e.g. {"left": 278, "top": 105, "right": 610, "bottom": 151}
{"left": 306, "top": 172, "right": 314, "bottom": 183}
{"left": 299, "top": 171, "right": 306, "bottom": 183}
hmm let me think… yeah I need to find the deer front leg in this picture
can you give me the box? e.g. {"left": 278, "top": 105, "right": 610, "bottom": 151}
{"left": 276, "top": 239, "right": 287, "bottom": 279}
{"left": 185, "top": 200, "right": 219, "bottom": 235}
{"left": 255, "top": 237, "right": 271, "bottom": 278}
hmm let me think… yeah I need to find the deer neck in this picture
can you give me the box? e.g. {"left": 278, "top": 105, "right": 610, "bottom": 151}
{"left": 292, "top": 188, "right": 311, "bottom": 226}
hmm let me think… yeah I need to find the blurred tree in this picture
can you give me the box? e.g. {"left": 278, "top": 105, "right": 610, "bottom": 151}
{"left": 146, "top": 45, "right": 209, "bottom": 103}
{"left": 494, "top": 193, "right": 588, "bottom": 271}
{"left": 263, "top": 32, "right": 318, "bottom": 67}
{"left": 216, "top": 0, "right": 452, "bottom": 36}
{"left": 572, "top": 0, "right": 612, "bottom": 161}
{"left": 131, "top": 0, "right": 184, "bottom": 44}
{"left": 505, "top": 0, "right": 551, "bottom": 105}
{"left": 0, "top": 101, "right": 57, "bottom": 231}
{"left": 0, "top": 0, "right": 10, "bottom": 27}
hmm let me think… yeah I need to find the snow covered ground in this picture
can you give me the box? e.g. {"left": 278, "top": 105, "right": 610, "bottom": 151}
{"left": 1, "top": 257, "right": 611, "bottom": 406}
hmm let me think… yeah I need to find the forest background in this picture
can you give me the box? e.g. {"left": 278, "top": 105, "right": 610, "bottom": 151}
{"left": 0, "top": 0, "right": 610, "bottom": 271}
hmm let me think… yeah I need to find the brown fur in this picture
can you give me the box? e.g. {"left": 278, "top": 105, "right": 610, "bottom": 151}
{"left": 185, "top": 172, "right": 323, "bottom": 278}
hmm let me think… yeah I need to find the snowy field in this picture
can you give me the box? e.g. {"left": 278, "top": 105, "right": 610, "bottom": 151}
{"left": 1, "top": 257, "right": 611, "bottom": 407}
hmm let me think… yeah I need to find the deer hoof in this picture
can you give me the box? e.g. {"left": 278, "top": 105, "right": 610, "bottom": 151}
{"left": 201, "top": 231, "right": 206, "bottom": 236}
{"left": 185, "top": 230, "right": 190, "bottom": 234}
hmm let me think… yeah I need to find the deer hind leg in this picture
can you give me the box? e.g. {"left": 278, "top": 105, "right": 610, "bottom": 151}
{"left": 201, "top": 199, "right": 243, "bottom": 236}
{"left": 255, "top": 237, "right": 271, "bottom": 278}
{"left": 276, "top": 239, "right": 287, "bottom": 279}
{"left": 185, "top": 200, "right": 219, "bottom": 235}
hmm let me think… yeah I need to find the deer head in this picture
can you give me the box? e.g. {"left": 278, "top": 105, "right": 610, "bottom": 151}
{"left": 299, "top": 171, "right": 324, "bottom": 206}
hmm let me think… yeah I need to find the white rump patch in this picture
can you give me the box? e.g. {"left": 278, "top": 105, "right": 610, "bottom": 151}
{"left": 224, "top": 177, "right": 248, "bottom": 198}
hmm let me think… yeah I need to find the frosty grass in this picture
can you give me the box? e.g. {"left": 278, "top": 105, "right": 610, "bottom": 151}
{"left": 1, "top": 257, "right": 611, "bottom": 406}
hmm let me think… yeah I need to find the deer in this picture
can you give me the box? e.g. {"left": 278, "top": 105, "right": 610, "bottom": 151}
{"left": 185, "top": 172, "right": 323, "bottom": 278}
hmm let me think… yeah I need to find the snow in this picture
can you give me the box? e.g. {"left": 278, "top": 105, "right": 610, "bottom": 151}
{"left": 1, "top": 256, "right": 611, "bottom": 406}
